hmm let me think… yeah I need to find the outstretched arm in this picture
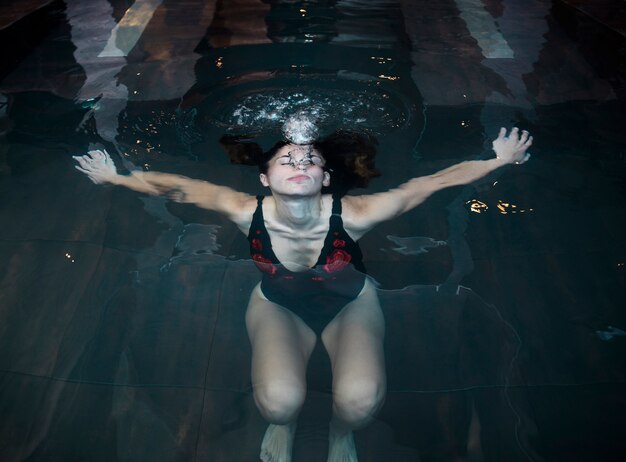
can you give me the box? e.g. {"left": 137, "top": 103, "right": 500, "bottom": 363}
{"left": 343, "top": 127, "right": 532, "bottom": 236}
{"left": 73, "top": 149, "right": 254, "bottom": 225}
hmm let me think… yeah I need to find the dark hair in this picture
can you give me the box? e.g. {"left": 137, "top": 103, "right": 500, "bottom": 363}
{"left": 218, "top": 135, "right": 279, "bottom": 174}
{"left": 314, "top": 130, "right": 381, "bottom": 195}
{"left": 219, "top": 130, "right": 380, "bottom": 195}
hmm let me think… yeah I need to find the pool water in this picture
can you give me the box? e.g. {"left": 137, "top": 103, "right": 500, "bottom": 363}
{"left": 0, "top": 0, "right": 625, "bottom": 461}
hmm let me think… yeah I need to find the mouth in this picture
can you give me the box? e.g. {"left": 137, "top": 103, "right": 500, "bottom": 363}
{"left": 287, "top": 175, "right": 310, "bottom": 182}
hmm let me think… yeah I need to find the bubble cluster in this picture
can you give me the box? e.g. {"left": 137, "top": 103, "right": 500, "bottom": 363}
{"left": 215, "top": 87, "right": 407, "bottom": 135}
{"left": 281, "top": 111, "right": 319, "bottom": 144}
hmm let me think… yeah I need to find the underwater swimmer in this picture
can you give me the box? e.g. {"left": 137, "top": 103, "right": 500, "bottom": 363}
{"left": 74, "top": 118, "right": 532, "bottom": 462}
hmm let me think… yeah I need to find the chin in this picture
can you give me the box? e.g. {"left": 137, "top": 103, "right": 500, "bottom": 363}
{"left": 277, "top": 185, "right": 323, "bottom": 196}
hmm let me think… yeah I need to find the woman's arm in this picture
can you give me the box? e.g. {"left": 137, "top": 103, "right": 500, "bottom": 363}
{"left": 343, "top": 127, "right": 532, "bottom": 236}
{"left": 74, "top": 149, "right": 254, "bottom": 225}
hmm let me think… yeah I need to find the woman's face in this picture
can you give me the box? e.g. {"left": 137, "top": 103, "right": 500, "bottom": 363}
{"left": 260, "top": 144, "right": 330, "bottom": 195}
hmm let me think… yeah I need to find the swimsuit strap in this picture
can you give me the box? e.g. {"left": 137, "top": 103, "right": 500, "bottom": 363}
{"left": 249, "top": 195, "right": 282, "bottom": 265}
{"left": 324, "top": 194, "right": 366, "bottom": 273}
{"left": 331, "top": 194, "right": 342, "bottom": 216}
{"left": 249, "top": 195, "right": 266, "bottom": 233}
{"left": 330, "top": 194, "right": 344, "bottom": 230}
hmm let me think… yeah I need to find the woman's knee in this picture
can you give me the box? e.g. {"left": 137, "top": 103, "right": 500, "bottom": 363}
{"left": 254, "top": 380, "right": 306, "bottom": 424}
{"left": 333, "top": 379, "right": 386, "bottom": 426}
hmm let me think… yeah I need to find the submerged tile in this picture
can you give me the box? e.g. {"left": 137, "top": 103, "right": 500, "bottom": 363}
{"left": 0, "top": 371, "right": 204, "bottom": 461}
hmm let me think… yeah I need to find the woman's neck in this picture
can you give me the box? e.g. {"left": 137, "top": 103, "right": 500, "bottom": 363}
{"left": 271, "top": 193, "right": 325, "bottom": 229}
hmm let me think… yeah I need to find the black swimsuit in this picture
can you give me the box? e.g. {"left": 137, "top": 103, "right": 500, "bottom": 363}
{"left": 248, "top": 195, "right": 367, "bottom": 334}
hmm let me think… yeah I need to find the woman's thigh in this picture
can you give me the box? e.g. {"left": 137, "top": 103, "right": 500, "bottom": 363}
{"left": 321, "top": 280, "right": 386, "bottom": 391}
{"left": 246, "top": 284, "right": 318, "bottom": 389}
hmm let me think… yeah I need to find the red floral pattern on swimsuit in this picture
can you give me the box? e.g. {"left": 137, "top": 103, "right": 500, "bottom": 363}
{"left": 252, "top": 254, "right": 277, "bottom": 275}
{"left": 323, "top": 249, "right": 352, "bottom": 273}
{"left": 251, "top": 238, "right": 263, "bottom": 251}
{"left": 333, "top": 239, "right": 346, "bottom": 248}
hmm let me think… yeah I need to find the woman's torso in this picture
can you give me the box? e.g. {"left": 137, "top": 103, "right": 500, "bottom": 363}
{"left": 247, "top": 195, "right": 368, "bottom": 326}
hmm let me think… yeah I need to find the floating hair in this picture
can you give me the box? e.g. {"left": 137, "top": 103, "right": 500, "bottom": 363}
{"left": 219, "top": 134, "right": 264, "bottom": 167}
{"left": 219, "top": 130, "right": 380, "bottom": 194}
{"left": 315, "top": 130, "right": 381, "bottom": 195}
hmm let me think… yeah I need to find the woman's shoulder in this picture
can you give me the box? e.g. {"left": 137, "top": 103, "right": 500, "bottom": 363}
{"left": 223, "top": 193, "right": 261, "bottom": 232}
{"left": 236, "top": 193, "right": 262, "bottom": 215}
{"left": 337, "top": 194, "right": 372, "bottom": 239}
{"left": 339, "top": 194, "right": 366, "bottom": 215}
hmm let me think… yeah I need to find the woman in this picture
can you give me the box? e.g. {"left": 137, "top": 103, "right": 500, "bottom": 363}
{"left": 74, "top": 122, "right": 532, "bottom": 462}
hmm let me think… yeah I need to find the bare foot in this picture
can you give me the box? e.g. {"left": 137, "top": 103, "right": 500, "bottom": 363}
{"left": 260, "top": 422, "right": 296, "bottom": 462}
{"left": 328, "top": 428, "right": 358, "bottom": 462}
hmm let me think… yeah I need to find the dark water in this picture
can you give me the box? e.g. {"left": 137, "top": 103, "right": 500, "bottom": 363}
{"left": 0, "top": 0, "right": 625, "bottom": 461}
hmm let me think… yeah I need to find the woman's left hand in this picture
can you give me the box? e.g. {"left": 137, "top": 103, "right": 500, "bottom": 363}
{"left": 492, "top": 127, "right": 533, "bottom": 165}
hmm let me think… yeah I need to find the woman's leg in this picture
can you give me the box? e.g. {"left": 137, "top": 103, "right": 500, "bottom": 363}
{"left": 321, "top": 280, "right": 386, "bottom": 462}
{"left": 246, "top": 284, "right": 317, "bottom": 462}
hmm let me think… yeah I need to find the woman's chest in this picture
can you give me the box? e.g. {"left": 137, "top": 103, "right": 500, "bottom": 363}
{"left": 268, "top": 226, "right": 330, "bottom": 270}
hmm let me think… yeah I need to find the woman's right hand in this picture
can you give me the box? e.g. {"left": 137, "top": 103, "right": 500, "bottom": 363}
{"left": 73, "top": 149, "right": 118, "bottom": 184}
